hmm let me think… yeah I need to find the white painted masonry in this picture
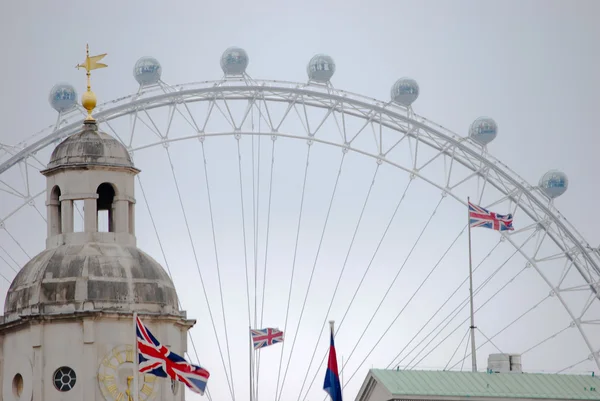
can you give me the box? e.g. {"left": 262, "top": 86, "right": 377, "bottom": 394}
{"left": 0, "top": 120, "right": 195, "bottom": 401}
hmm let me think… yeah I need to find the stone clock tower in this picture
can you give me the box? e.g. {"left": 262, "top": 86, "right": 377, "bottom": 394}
{"left": 0, "top": 48, "right": 194, "bottom": 401}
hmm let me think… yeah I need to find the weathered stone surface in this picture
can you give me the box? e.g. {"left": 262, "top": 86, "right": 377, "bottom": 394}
{"left": 4, "top": 243, "right": 179, "bottom": 320}
{"left": 44, "top": 121, "right": 135, "bottom": 172}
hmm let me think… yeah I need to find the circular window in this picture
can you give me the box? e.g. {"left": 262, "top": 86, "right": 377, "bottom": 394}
{"left": 53, "top": 367, "right": 76, "bottom": 392}
{"left": 12, "top": 374, "right": 23, "bottom": 398}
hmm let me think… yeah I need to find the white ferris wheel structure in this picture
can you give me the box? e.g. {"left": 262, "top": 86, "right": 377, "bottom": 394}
{"left": 0, "top": 48, "right": 599, "bottom": 401}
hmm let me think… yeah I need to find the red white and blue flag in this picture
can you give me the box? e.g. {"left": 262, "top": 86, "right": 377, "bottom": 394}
{"left": 250, "top": 328, "right": 284, "bottom": 350}
{"left": 323, "top": 327, "right": 343, "bottom": 401}
{"left": 469, "top": 202, "right": 514, "bottom": 232}
{"left": 136, "top": 316, "right": 210, "bottom": 395}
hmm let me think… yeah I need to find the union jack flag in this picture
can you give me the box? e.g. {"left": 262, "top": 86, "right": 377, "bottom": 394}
{"left": 469, "top": 202, "right": 514, "bottom": 231}
{"left": 251, "top": 328, "right": 284, "bottom": 350}
{"left": 136, "top": 316, "right": 210, "bottom": 395}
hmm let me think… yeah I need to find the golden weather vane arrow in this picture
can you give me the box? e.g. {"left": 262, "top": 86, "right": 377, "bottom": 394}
{"left": 76, "top": 44, "right": 108, "bottom": 122}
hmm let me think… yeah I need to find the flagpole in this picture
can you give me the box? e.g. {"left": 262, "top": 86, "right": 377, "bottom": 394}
{"left": 341, "top": 354, "right": 344, "bottom": 401}
{"left": 249, "top": 326, "right": 254, "bottom": 401}
{"left": 329, "top": 320, "right": 337, "bottom": 401}
{"left": 467, "top": 197, "right": 477, "bottom": 372}
{"left": 329, "top": 320, "right": 335, "bottom": 344}
{"left": 132, "top": 312, "right": 140, "bottom": 401}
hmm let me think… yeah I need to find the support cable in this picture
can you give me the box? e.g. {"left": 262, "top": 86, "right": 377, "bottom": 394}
{"left": 254, "top": 106, "right": 263, "bottom": 401}
{"left": 32, "top": 204, "right": 47, "bottom": 223}
{"left": 386, "top": 240, "right": 502, "bottom": 369}
{"left": 398, "top": 233, "right": 536, "bottom": 369}
{"left": 409, "top": 264, "right": 531, "bottom": 370}
{"left": 476, "top": 327, "right": 503, "bottom": 354}
{"left": 137, "top": 174, "right": 213, "bottom": 401}
{"left": 521, "top": 324, "right": 571, "bottom": 356}
{"left": 448, "top": 295, "right": 550, "bottom": 371}
{"left": 557, "top": 357, "right": 591, "bottom": 374}
{"left": 460, "top": 328, "right": 470, "bottom": 371}
{"left": 235, "top": 135, "right": 254, "bottom": 401}
{"left": 341, "top": 219, "right": 465, "bottom": 390}
{"left": 165, "top": 147, "right": 236, "bottom": 400}
{"left": 0, "top": 259, "right": 12, "bottom": 283}
{"left": 74, "top": 200, "right": 84, "bottom": 220}
{"left": 252, "top": 103, "right": 262, "bottom": 401}
{"left": 401, "top": 267, "right": 518, "bottom": 368}
{"left": 255, "top": 137, "right": 276, "bottom": 401}
{"left": 300, "top": 177, "right": 413, "bottom": 401}
{"left": 235, "top": 137, "right": 253, "bottom": 338}
{"left": 407, "top": 263, "right": 525, "bottom": 370}
{"left": 339, "top": 195, "right": 446, "bottom": 377}
{"left": 278, "top": 151, "right": 347, "bottom": 401}
{"left": 4, "top": 227, "right": 30, "bottom": 259}
{"left": 0, "top": 245, "right": 19, "bottom": 273}
{"left": 198, "top": 142, "right": 237, "bottom": 400}
{"left": 444, "top": 327, "right": 471, "bottom": 370}
{"left": 274, "top": 144, "right": 312, "bottom": 400}
{"left": 254, "top": 105, "right": 262, "bottom": 330}
{"left": 318, "top": 194, "right": 447, "bottom": 401}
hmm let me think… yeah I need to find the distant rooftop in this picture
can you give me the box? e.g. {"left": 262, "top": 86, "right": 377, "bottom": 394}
{"left": 358, "top": 369, "right": 600, "bottom": 400}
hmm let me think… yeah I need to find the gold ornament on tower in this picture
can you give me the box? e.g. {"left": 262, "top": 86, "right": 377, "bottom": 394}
{"left": 98, "top": 345, "right": 157, "bottom": 401}
{"left": 76, "top": 44, "right": 108, "bottom": 121}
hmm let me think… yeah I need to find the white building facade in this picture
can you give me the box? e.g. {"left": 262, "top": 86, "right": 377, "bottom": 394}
{"left": 0, "top": 119, "right": 194, "bottom": 401}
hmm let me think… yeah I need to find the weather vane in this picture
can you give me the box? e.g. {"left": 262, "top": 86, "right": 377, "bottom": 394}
{"left": 76, "top": 44, "right": 108, "bottom": 122}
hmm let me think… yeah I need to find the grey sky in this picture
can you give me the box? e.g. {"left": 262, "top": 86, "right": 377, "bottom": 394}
{"left": 1, "top": 1, "right": 600, "bottom": 401}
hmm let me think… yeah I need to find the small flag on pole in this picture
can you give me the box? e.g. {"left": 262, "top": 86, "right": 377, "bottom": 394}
{"left": 323, "top": 321, "right": 343, "bottom": 401}
{"left": 468, "top": 201, "right": 514, "bottom": 231}
{"left": 136, "top": 316, "right": 210, "bottom": 395}
{"left": 250, "top": 328, "right": 284, "bottom": 350}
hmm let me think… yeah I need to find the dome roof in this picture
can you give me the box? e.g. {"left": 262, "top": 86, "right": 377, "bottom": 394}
{"left": 4, "top": 243, "right": 179, "bottom": 320}
{"left": 44, "top": 121, "right": 136, "bottom": 173}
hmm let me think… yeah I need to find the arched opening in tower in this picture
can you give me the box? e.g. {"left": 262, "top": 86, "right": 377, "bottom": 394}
{"left": 97, "top": 183, "right": 116, "bottom": 233}
{"left": 50, "top": 185, "right": 62, "bottom": 235}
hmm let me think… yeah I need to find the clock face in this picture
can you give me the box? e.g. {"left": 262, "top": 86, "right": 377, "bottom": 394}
{"left": 98, "top": 345, "right": 158, "bottom": 401}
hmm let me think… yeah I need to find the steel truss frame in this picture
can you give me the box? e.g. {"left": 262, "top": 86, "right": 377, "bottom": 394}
{"left": 1, "top": 78, "right": 599, "bottom": 371}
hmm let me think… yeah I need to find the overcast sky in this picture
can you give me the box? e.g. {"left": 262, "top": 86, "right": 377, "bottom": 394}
{"left": 1, "top": 1, "right": 600, "bottom": 401}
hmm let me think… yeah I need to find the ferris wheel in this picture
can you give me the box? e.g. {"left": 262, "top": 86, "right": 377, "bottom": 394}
{"left": 1, "top": 47, "right": 599, "bottom": 401}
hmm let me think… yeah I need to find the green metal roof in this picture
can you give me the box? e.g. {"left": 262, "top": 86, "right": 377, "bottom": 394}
{"left": 370, "top": 369, "right": 600, "bottom": 400}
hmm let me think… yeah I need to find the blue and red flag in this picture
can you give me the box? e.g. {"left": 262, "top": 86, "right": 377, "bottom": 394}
{"left": 136, "top": 316, "right": 210, "bottom": 395}
{"left": 323, "top": 326, "right": 343, "bottom": 401}
{"left": 469, "top": 201, "right": 514, "bottom": 231}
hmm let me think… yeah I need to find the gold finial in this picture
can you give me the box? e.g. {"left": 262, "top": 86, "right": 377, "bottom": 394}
{"left": 76, "top": 44, "right": 108, "bottom": 122}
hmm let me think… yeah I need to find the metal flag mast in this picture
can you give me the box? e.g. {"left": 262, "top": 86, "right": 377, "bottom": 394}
{"left": 467, "top": 197, "right": 477, "bottom": 372}
{"left": 133, "top": 312, "right": 140, "bottom": 401}
{"left": 249, "top": 326, "right": 254, "bottom": 401}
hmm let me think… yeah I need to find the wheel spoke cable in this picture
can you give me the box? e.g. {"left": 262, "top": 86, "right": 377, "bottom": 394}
{"left": 557, "top": 357, "right": 591, "bottom": 374}
{"left": 448, "top": 295, "right": 550, "bottom": 371}
{"left": 274, "top": 144, "right": 312, "bottom": 400}
{"left": 255, "top": 137, "right": 276, "bottom": 401}
{"left": 136, "top": 174, "right": 213, "bottom": 401}
{"left": 386, "top": 239, "right": 502, "bottom": 370}
{"left": 278, "top": 151, "right": 347, "bottom": 401}
{"left": 300, "top": 177, "right": 413, "bottom": 401}
{"left": 341, "top": 220, "right": 466, "bottom": 390}
{"left": 165, "top": 146, "right": 236, "bottom": 400}
{"left": 444, "top": 327, "right": 470, "bottom": 370}
{"left": 408, "top": 262, "right": 532, "bottom": 370}
{"left": 339, "top": 195, "right": 446, "bottom": 376}
{"left": 235, "top": 137, "right": 253, "bottom": 340}
{"left": 198, "top": 142, "right": 237, "bottom": 400}
{"left": 399, "top": 231, "right": 537, "bottom": 369}
{"left": 521, "top": 324, "right": 571, "bottom": 356}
